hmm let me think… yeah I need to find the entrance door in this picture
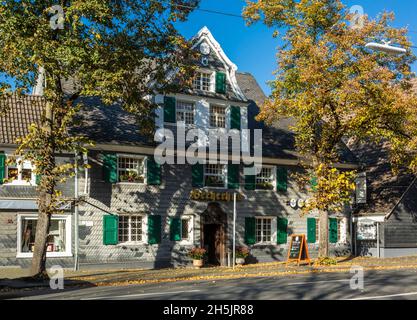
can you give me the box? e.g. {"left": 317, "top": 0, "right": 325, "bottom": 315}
{"left": 203, "top": 224, "right": 222, "bottom": 265}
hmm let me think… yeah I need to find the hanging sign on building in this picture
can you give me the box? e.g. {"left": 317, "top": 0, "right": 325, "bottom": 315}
{"left": 356, "top": 220, "right": 376, "bottom": 240}
{"left": 190, "top": 189, "right": 244, "bottom": 202}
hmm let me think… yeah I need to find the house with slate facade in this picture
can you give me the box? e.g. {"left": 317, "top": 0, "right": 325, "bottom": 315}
{"left": 348, "top": 137, "right": 417, "bottom": 258}
{"left": 0, "top": 27, "right": 359, "bottom": 269}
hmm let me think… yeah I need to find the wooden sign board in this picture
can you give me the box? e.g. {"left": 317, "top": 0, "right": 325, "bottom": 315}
{"left": 286, "top": 234, "right": 311, "bottom": 266}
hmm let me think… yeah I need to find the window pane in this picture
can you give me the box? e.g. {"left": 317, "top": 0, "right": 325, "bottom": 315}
{"left": 22, "top": 169, "right": 32, "bottom": 181}
{"left": 21, "top": 217, "right": 67, "bottom": 253}
{"left": 256, "top": 167, "right": 274, "bottom": 190}
{"left": 176, "top": 101, "right": 195, "bottom": 125}
{"left": 118, "top": 157, "right": 145, "bottom": 183}
{"left": 204, "top": 164, "right": 226, "bottom": 187}
{"left": 210, "top": 105, "right": 226, "bottom": 128}
{"left": 181, "top": 219, "right": 189, "bottom": 240}
{"left": 7, "top": 168, "right": 18, "bottom": 181}
{"left": 21, "top": 219, "right": 37, "bottom": 253}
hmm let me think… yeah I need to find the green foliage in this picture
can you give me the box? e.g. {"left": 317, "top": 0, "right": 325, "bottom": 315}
{"left": 0, "top": 0, "right": 199, "bottom": 274}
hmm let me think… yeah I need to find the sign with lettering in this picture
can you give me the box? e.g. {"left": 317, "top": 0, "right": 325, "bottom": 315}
{"left": 190, "top": 189, "right": 244, "bottom": 202}
{"left": 356, "top": 221, "right": 376, "bottom": 240}
{"left": 286, "top": 234, "right": 311, "bottom": 266}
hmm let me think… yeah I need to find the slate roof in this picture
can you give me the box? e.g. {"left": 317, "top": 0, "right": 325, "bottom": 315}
{"left": 0, "top": 95, "right": 44, "bottom": 145}
{"left": 0, "top": 72, "right": 358, "bottom": 165}
{"left": 348, "top": 138, "right": 416, "bottom": 216}
{"left": 236, "top": 72, "right": 358, "bottom": 163}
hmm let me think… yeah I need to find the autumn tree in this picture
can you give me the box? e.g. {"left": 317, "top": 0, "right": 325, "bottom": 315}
{"left": 0, "top": 0, "right": 199, "bottom": 278}
{"left": 244, "top": 0, "right": 417, "bottom": 257}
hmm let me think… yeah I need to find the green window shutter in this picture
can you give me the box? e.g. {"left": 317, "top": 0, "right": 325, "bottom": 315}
{"left": 0, "top": 153, "right": 5, "bottom": 185}
{"left": 329, "top": 218, "right": 338, "bottom": 244}
{"left": 227, "top": 164, "right": 239, "bottom": 189}
{"left": 164, "top": 96, "right": 176, "bottom": 123}
{"left": 147, "top": 157, "right": 161, "bottom": 185}
{"left": 307, "top": 218, "right": 316, "bottom": 244}
{"left": 192, "top": 163, "right": 204, "bottom": 188}
{"left": 215, "top": 72, "right": 226, "bottom": 94}
{"left": 35, "top": 174, "right": 42, "bottom": 185}
{"left": 245, "top": 217, "right": 256, "bottom": 245}
{"left": 277, "top": 218, "right": 288, "bottom": 244}
{"left": 230, "top": 106, "right": 241, "bottom": 130}
{"left": 276, "top": 167, "right": 287, "bottom": 192}
{"left": 103, "top": 153, "right": 118, "bottom": 183}
{"left": 103, "top": 215, "right": 119, "bottom": 245}
{"left": 310, "top": 175, "right": 318, "bottom": 191}
{"left": 244, "top": 166, "right": 256, "bottom": 190}
{"left": 148, "top": 215, "right": 161, "bottom": 244}
{"left": 169, "top": 218, "right": 181, "bottom": 241}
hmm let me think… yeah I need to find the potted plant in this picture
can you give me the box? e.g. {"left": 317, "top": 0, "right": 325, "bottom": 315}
{"left": 188, "top": 247, "right": 206, "bottom": 268}
{"left": 235, "top": 246, "right": 250, "bottom": 265}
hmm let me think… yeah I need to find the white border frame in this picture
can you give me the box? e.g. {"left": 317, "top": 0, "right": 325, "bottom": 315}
{"left": 16, "top": 213, "right": 72, "bottom": 258}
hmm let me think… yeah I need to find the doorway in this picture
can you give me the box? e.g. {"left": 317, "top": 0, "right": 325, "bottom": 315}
{"left": 203, "top": 224, "right": 222, "bottom": 265}
{"left": 201, "top": 202, "right": 227, "bottom": 266}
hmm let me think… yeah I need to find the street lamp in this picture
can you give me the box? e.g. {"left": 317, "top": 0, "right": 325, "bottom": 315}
{"left": 365, "top": 40, "right": 407, "bottom": 55}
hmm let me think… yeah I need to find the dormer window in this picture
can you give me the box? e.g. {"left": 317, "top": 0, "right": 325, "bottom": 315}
{"left": 193, "top": 71, "right": 212, "bottom": 92}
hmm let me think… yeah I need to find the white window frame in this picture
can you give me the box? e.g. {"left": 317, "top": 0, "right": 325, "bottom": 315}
{"left": 204, "top": 164, "right": 227, "bottom": 189}
{"left": 255, "top": 165, "right": 276, "bottom": 191}
{"left": 255, "top": 216, "right": 276, "bottom": 245}
{"left": 179, "top": 216, "right": 194, "bottom": 245}
{"left": 117, "top": 214, "right": 147, "bottom": 245}
{"left": 209, "top": 104, "right": 227, "bottom": 129}
{"left": 4, "top": 154, "right": 37, "bottom": 186}
{"left": 337, "top": 217, "right": 347, "bottom": 244}
{"left": 116, "top": 154, "right": 147, "bottom": 185}
{"left": 315, "top": 218, "right": 320, "bottom": 244}
{"left": 16, "top": 214, "right": 72, "bottom": 258}
{"left": 193, "top": 70, "right": 214, "bottom": 92}
{"left": 176, "top": 100, "right": 195, "bottom": 126}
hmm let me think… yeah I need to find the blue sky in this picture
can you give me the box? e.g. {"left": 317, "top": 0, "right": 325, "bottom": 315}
{"left": 176, "top": 0, "right": 417, "bottom": 95}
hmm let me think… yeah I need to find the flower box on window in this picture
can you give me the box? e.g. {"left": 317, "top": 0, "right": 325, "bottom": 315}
{"left": 119, "top": 171, "right": 144, "bottom": 183}
{"left": 256, "top": 182, "right": 274, "bottom": 190}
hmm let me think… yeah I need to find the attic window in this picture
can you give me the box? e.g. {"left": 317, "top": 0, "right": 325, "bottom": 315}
{"left": 193, "top": 71, "right": 212, "bottom": 91}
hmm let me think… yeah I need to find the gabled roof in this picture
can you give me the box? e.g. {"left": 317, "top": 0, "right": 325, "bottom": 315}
{"left": 348, "top": 138, "right": 416, "bottom": 216}
{"left": 180, "top": 27, "right": 247, "bottom": 103}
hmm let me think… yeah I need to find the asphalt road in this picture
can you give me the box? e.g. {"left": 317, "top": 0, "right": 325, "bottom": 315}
{"left": 4, "top": 268, "right": 417, "bottom": 300}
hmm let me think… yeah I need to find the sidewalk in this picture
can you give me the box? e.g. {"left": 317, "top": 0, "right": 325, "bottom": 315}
{"left": 2, "top": 255, "right": 417, "bottom": 291}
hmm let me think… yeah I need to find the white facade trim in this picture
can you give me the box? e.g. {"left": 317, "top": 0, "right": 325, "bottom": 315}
{"left": 191, "top": 26, "right": 247, "bottom": 101}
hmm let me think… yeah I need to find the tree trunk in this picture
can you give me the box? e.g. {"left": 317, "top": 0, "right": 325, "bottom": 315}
{"left": 30, "top": 202, "right": 52, "bottom": 278}
{"left": 318, "top": 210, "right": 329, "bottom": 257}
{"left": 30, "top": 101, "right": 55, "bottom": 278}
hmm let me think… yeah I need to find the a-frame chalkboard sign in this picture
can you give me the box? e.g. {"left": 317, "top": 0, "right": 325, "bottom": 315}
{"left": 286, "top": 234, "right": 311, "bottom": 266}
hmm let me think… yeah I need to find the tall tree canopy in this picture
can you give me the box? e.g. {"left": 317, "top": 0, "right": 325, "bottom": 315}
{"left": 244, "top": 0, "right": 417, "bottom": 257}
{"left": 0, "top": 0, "right": 199, "bottom": 277}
